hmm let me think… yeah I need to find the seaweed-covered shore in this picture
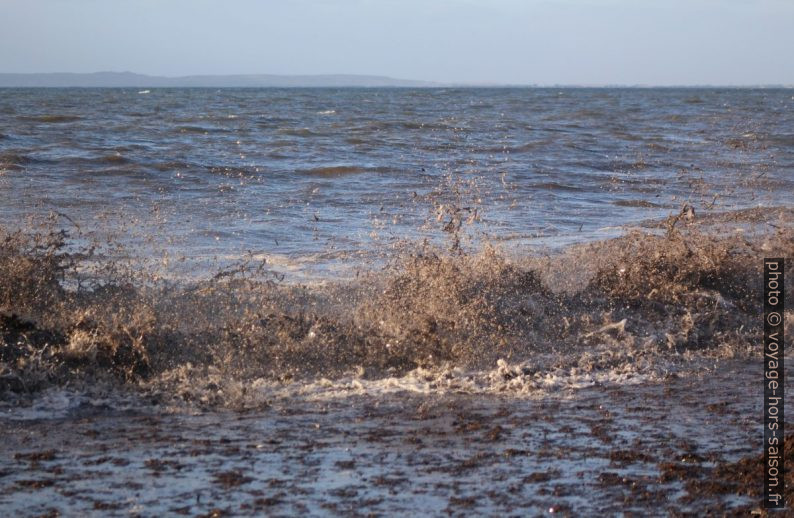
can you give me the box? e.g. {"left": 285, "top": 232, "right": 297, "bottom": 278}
{"left": 0, "top": 359, "right": 788, "bottom": 515}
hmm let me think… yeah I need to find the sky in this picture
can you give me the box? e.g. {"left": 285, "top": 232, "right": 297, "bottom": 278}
{"left": 1, "top": 0, "right": 792, "bottom": 85}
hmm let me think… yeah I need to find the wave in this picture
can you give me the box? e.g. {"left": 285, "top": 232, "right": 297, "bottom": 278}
{"left": 277, "top": 128, "right": 325, "bottom": 137}
{"left": 0, "top": 151, "right": 35, "bottom": 170}
{"left": 612, "top": 199, "right": 668, "bottom": 208}
{"left": 18, "top": 115, "right": 82, "bottom": 123}
{"left": 175, "top": 125, "right": 230, "bottom": 134}
{"left": 152, "top": 160, "right": 192, "bottom": 172}
{"left": 297, "top": 165, "right": 384, "bottom": 176}
{"left": 479, "top": 141, "right": 548, "bottom": 154}
{"left": 1, "top": 208, "right": 790, "bottom": 407}
{"left": 55, "top": 154, "right": 132, "bottom": 167}
{"left": 528, "top": 182, "right": 583, "bottom": 191}
{"left": 205, "top": 165, "right": 263, "bottom": 178}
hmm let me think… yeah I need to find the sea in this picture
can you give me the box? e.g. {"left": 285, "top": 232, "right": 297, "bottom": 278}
{"left": 1, "top": 87, "right": 791, "bottom": 277}
{"left": 0, "top": 87, "right": 792, "bottom": 515}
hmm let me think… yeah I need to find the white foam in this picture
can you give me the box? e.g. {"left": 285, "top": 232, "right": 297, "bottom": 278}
{"left": 241, "top": 358, "right": 659, "bottom": 403}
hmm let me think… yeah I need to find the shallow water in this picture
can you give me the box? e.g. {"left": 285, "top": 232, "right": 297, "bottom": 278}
{"left": 0, "top": 360, "right": 781, "bottom": 515}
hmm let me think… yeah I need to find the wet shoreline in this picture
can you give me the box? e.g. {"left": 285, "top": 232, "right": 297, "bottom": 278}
{"left": 0, "top": 358, "right": 785, "bottom": 516}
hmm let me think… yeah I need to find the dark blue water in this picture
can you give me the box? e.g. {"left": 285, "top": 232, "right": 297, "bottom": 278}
{"left": 1, "top": 87, "right": 792, "bottom": 277}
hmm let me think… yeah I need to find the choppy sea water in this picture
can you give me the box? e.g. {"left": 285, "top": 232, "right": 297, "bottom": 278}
{"left": 0, "top": 88, "right": 793, "bottom": 514}
{"left": 1, "top": 87, "right": 792, "bottom": 277}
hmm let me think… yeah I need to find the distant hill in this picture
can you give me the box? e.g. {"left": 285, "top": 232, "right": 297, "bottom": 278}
{"left": 3, "top": 73, "right": 785, "bottom": 89}
{"left": 0, "top": 71, "right": 439, "bottom": 88}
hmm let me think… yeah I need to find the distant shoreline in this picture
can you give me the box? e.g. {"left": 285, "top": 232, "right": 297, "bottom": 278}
{"left": 0, "top": 72, "right": 790, "bottom": 88}
{"left": 0, "top": 72, "right": 438, "bottom": 88}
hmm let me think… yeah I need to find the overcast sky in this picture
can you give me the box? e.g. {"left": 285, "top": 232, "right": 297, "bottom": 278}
{"left": 1, "top": 0, "right": 792, "bottom": 85}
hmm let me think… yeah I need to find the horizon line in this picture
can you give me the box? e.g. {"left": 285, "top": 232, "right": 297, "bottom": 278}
{"left": 0, "top": 71, "right": 791, "bottom": 89}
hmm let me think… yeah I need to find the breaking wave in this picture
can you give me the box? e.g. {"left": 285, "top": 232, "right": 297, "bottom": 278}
{"left": 1, "top": 207, "right": 791, "bottom": 409}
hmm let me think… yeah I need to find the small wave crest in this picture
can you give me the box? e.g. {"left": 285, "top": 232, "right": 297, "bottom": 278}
{"left": 19, "top": 115, "right": 82, "bottom": 123}
{"left": 175, "top": 125, "right": 229, "bottom": 134}
{"left": 278, "top": 127, "right": 324, "bottom": 137}
{"left": 0, "top": 151, "right": 35, "bottom": 170}
{"left": 612, "top": 199, "right": 667, "bottom": 208}
{"left": 297, "top": 165, "right": 382, "bottom": 176}
{"left": 528, "top": 182, "right": 582, "bottom": 191}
